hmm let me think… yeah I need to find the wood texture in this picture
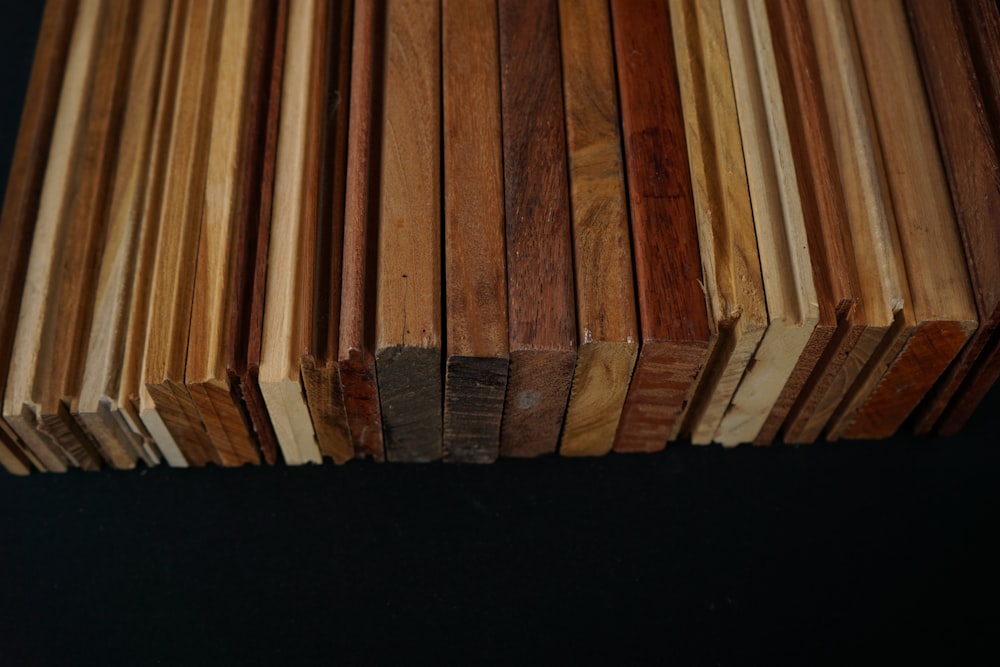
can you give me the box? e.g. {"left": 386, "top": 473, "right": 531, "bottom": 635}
{"left": 300, "top": 0, "right": 354, "bottom": 465}
{"left": 339, "top": 0, "right": 385, "bottom": 461}
{"left": 75, "top": 0, "right": 171, "bottom": 470}
{"left": 670, "top": 0, "right": 768, "bottom": 446}
{"left": 832, "top": 0, "right": 977, "bottom": 440}
{"left": 714, "top": 0, "right": 819, "bottom": 445}
{"left": 755, "top": 0, "right": 862, "bottom": 446}
{"left": 780, "top": 0, "right": 908, "bottom": 444}
{"left": 241, "top": 0, "right": 288, "bottom": 467}
{"left": 139, "top": 0, "right": 224, "bottom": 467}
{"left": 557, "top": 0, "right": 638, "bottom": 457}
{"left": 375, "top": 0, "right": 442, "bottom": 463}
{"left": 259, "top": 0, "right": 332, "bottom": 466}
{"left": 497, "top": 0, "right": 576, "bottom": 457}
{"left": 441, "top": 0, "right": 508, "bottom": 463}
{"left": 0, "top": 0, "right": 77, "bottom": 473}
{"left": 609, "top": 0, "right": 709, "bottom": 452}
{"left": 908, "top": 0, "right": 1000, "bottom": 435}
{"left": 4, "top": 0, "right": 134, "bottom": 472}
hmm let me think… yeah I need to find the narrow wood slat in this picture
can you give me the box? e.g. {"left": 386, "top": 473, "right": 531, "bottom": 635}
{"left": 0, "top": 0, "right": 78, "bottom": 473}
{"left": 259, "top": 0, "right": 331, "bottom": 465}
{"left": 610, "top": 0, "right": 710, "bottom": 453}
{"left": 755, "top": 0, "right": 863, "bottom": 446}
{"left": 669, "top": 0, "right": 768, "bottom": 446}
{"left": 441, "top": 0, "right": 508, "bottom": 463}
{"left": 781, "top": 0, "right": 908, "bottom": 444}
{"left": 339, "top": 0, "right": 385, "bottom": 461}
{"left": 139, "top": 0, "right": 225, "bottom": 466}
{"left": 4, "top": 0, "right": 134, "bottom": 472}
{"left": 908, "top": 0, "right": 1000, "bottom": 435}
{"left": 300, "top": 0, "right": 354, "bottom": 465}
{"left": 242, "top": 0, "right": 289, "bottom": 466}
{"left": 557, "top": 0, "right": 638, "bottom": 457}
{"left": 75, "top": 0, "right": 172, "bottom": 469}
{"left": 497, "top": 0, "right": 576, "bottom": 457}
{"left": 832, "top": 0, "right": 977, "bottom": 439}
{"left": 714, "top": 0, "right": 819, "bottom": 445}
{"left": 375, "top": 0, "right": 443, "bottom": 463}
{"left": 185, "top": 0, "right": 267, "bottom": 467}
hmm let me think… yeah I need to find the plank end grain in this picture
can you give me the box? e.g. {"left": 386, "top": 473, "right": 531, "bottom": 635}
{"left": 376, "top": 345, "right": 442, "bottom": 463}
{"left": 443, "top": 355, "right": 508, "bottom": 464}
{"left": 500, "top": 349, "right": 575, "bottom": 458}
{"left": 561, "top": 341, "right": 638, "bottom": 457}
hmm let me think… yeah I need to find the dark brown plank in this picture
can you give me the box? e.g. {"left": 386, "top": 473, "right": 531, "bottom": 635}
{"left": 497, "top": 0, "right": 576, "bottom": 457}
{"left": 339, "top": 0, "right": 386, "bottom": 461}
{"left": 908, "top": 0, "right": 1000, "bottom": 434}
{"left": 0, "top": 0, "right": 77, "bottom": 473}
{"left": 609, "top": 0, "right": 710, "bottom": 453}
{"left": 442, "top": 0, "right": 508, "bottom": 463}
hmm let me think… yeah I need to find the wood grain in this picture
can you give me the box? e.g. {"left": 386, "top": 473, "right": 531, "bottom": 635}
{"left": 241, "top": 0, "right": 288, "bottom": 467}
{"left": 715, "top": 0, "right": 819, "bottom": 446}
{"left": 754, "top": 0, "right": 862, "bottom": 446}
{"left": 139, "top": 0, "right": 224, "bottom": 467}
{"left": 300, "top": 0, "right": 354, "bottom": 465}
{"left": 908, "top": 0, "right": 1000, "bottom": 435}
{"left": 339, "top": 0, "right": 386, "bottom": 461}
{"left": 4, "top": 0, "right": 134, "bottom": 472}
{"left": 609, "top": 0, "right": 710, "bottom": 453}
{"left": 185, "top": 0, "right": 269, "bottom": 467}
{"left": 670, "top": 0, "right": 768, "bottom": 446}
{"left": 0, "top": 0, "right": 77, "bottom": 473}
{"left": 441, "top": 0, "right": 508, "bottom": 463}
{"left": 780, "top": 0, "right": 908, "bottom": 443}
{"left": 834, "top": 0, "right": 977, "bottom": 440}
{"left": 375, "top": 0, "right": 442, "bottom": 463}
{"left": 75, "top": 0, "right": 171, "bottom": 470}
{"left": 557, "top": 0, "right": 638, "bottom": 457}
{"left": 497, "top": 0, "right": 576, "bottom": 457}
{"left": 259, "top": 0, "right": 331, "bottom": 465}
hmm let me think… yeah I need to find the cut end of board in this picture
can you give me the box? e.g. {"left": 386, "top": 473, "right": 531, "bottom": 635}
{"left": 560, "top": 340, "right": 638, "bottom": 457}
{"left": 500, "top": 348, "right": 576, "bottom": 458}
{"left": 259, "top": 375, "right": 322, "bottom": 466}
{"left": 443, "top": 354, "right": 508, "bottom": 464}
{"left": 376, "top": 345, "right": 442, "bottom": 463}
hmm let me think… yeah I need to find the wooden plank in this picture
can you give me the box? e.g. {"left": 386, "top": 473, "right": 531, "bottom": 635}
{"left": 299, "top": 0, "right": 354, "bottom": 465}
{"left": 778, "top": 0, "right": 908, "bottom": 444}
{"left": 497, "top": 0, "right": 576, "bottom": 457}
{"left": 0, "top": 432, "right": 31, "bottom": 476}
{"left": 75, "top": 0, "right": 172, "bottom": 470}
{"left": 0, "top": 0, "right": 78, "bottom": 473}
{"left": 669, "top": 0, "right": 768, "bottom": 446}
{"left": 139, "top": 0, "right": 224, "bottom": 467}
{"left": 754, "top": 0, "right": 863, "bottom": 446}
{"left": 907, "top": 0, "right": 1000, "bottom": 435}
{"left": 339, "top": 0, "right": 385, "bottom": 461}
{"left": 259, "top": 0, "right": 332, "bottom": 466}
{"left": 714, "top": 0, "right": 819, "bottom": 445}
{"left": 185, "top": 0, "right": 266, "bottom": 467}
{"left": 4, "top": 0, "right": 134, "bottom": 472}
{"left": 375, "top": 0, "right": 442, "bottom": 463}
{"left": 557, "top": 0, "right": 638, "bottom": 457}
{"left": 441, "top": 0, "right": 508, "bottom": 463}
{"left": 241, "top": 0, "right": 288, "bottom": 467}
{"left": 609, "top": 0, "right": 710, "bottom": 453}
{"left": 832, "top": 0, "right": 977, "bottom": 439}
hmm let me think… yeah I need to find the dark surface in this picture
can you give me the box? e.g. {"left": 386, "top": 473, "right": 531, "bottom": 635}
{"left": 2, "top": 3, "right": 999, "bottom": 665}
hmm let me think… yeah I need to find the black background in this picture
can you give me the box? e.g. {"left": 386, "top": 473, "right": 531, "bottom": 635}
{"left": 2, "top": 3, "right": 999, "bottom": 665}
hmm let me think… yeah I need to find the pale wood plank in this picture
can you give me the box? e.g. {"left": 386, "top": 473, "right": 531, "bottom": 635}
{"left": 557, "top": 0, "right": 638, "bottom": 457}
{"left": 0, "top": 0, "right": 78, "bottom": 473}
{"left": 669, "top": 0, "right": 768, "bottom": 445}
{"left": 441, "top": 0, "right": 508, "bottom": 463}
{"left": 139, "top": 0, "right": 225, "bottom": 466}
{"left": 75, "top": 0, "right": 172, "bottom": 470}
{"left": 714, "top": 0, "right": 819, "bottom": 446}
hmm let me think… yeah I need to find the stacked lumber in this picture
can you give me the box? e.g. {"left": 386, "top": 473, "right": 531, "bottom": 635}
{"left": 0, "top": 0, "right": 996, "bottom": 474}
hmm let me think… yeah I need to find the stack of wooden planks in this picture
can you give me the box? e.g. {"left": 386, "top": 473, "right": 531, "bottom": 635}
{"left": 0, "top": 0, "right": 996, "bottom": 475}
